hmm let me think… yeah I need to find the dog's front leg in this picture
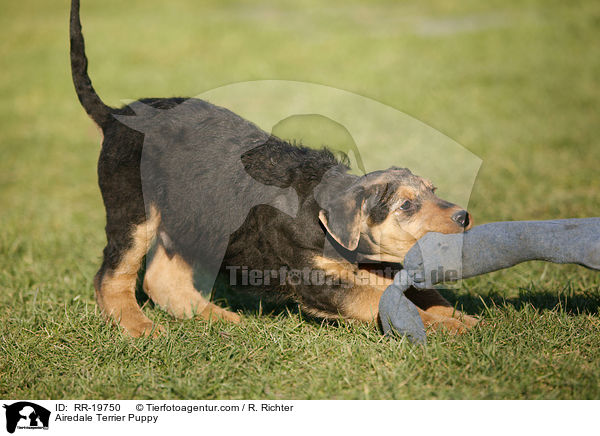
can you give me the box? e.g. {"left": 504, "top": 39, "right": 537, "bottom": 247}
{"left": 404, "top": 287, "right": 479, "bottom": 329}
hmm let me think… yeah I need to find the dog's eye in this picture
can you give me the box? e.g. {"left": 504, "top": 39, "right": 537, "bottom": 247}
{"left": 399, "top": 200, "right": 412, "bottom": 210}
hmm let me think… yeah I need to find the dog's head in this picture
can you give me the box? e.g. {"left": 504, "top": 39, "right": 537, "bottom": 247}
{"left": 317, "top": 167, "right": 472, "bottom": 262}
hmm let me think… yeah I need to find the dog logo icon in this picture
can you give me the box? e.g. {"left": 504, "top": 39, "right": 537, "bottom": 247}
{"left": 2, "top": 402, "right": 50, "bottom": 433}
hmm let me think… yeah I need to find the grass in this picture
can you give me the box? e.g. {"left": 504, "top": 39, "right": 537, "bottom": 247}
{"left": 1, "top": 0, "right": 599, "bottom": 399}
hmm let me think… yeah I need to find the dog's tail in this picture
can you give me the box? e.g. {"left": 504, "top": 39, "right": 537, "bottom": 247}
{"left": 70, "top": 0, "right": 113, "bottom": 129}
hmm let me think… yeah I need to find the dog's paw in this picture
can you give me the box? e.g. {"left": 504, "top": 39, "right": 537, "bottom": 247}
{"left": 120, "top": 318, "right": 164, "bottom": 338}
{"left": 457, "top": 313, "right": 480, "bottom": 328}
{"left": 198, "top": 304, "right": 242, "bottom": 324}
{"left": 426, "top": 315, "right": 481, "bottom": 334}
{"left": 432, "top": 317, "right": 467, "bottom": 334}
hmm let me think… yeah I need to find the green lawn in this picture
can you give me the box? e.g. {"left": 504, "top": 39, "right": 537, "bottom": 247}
{"left": 1, "top": 0, "right": 599, "bottom": 399}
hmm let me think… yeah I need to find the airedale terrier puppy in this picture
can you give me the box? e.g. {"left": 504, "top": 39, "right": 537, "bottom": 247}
{"left": 70, "top": 0, "right": 476, "bottom": 337}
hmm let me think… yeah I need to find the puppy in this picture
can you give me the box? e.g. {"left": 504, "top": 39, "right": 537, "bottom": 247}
{"left": 70, "top": 0, "right": 476, "bottom": 337}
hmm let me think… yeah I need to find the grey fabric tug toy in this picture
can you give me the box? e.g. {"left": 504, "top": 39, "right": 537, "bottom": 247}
{"left": 379, "top": 218, "right": 600, "bottom": 344}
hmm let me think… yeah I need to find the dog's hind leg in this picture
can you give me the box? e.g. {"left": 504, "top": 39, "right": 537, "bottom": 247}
{"left": 143, "top": 244, "right": 241, "bottom": 323}
{"left": 95, "top": 206, "right": 161, "bottom": 337}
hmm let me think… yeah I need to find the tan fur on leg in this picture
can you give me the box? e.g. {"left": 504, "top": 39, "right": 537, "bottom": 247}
{"left": 341, "top": 269, "right": 394, "bottom": 322}
{"left": 405, "top": 288, "right": 479, "bottom": 328}
{"left": 96, "top": 207, "right": 162, "bottom": 337}
{"left": 143, "top": 244, "right": 240, "bottom": 323}
{"left": 307, "top": 255, "right": 479, "bottom": 333}
{"left": 312, "top": 255, "right": 392, "bottom": 322}
{"left": 416, "top": 307, "right": 467, "bottom": 334}
{"left": 341, "top": 285, "right": 385, "bottom": 322}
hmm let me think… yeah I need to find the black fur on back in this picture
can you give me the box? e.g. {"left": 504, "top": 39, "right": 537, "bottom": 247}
{"left": 70, "top": 0, "right": 367, "bottom": 317}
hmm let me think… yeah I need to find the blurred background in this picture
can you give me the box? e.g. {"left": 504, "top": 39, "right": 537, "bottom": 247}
{"left": 0, "top": 0, "right": 599, "bottom": 399}
{"left": 2, "top": 1, "right": 598, "bottom": 239}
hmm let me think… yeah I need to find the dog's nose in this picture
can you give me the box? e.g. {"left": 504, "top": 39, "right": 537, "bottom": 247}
{"left": 452, "top": 210, "right": 471, "bottom": 228}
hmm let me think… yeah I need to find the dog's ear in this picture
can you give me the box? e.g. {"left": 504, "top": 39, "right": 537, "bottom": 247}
{"left": 317, "top": 185, "right": 366, "bottom": 251}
